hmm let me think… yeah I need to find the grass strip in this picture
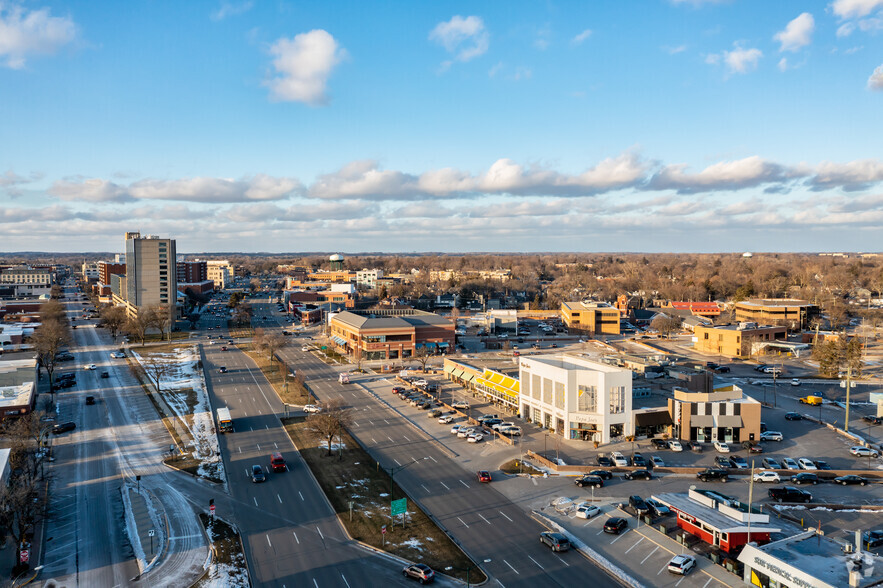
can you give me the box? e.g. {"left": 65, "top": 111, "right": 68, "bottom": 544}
{"left": 282, "top": 418, "right": 486, "bottom": 584}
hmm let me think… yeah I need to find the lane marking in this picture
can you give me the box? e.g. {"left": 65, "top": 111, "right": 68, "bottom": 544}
{"left": 457, "top": 517, "right": 469, "bottom": 528}
{"left": 478, "top": 513, "right": 490, "bottom": 525}
{"left": 341, "top": 574, "right": 351, "bottom": 588}
{"left": 254, "top": 497, "right": 258, "bottom": 506}
{"left": 459, "top": 480, "right": 469, "bottom": 488}
{"left": 503, "top": 560, "right": 519, "bottom": 574}
{"left": 293, "top": 531, "right": 299, "bottom": 544}
{"left": 429, "top": 456, "right": 437, "bottom": 463}
{"left": 421, "top": 484, "right": 431, "bottom": 493}
{"left": 267, "top": 534, "right": 272, "bottom": 548}
{"left": 317, "top": 527, "right": 324, "bottom": 540}
{"left": 528, "top": 555, "right": 543, "bottom": 570}
{"left": 299, "top": 491, "right": 304, "bottom": 501}
{"left": 394, "top": 459, "right": 401, "bottom": 466}
{"left": 624, "top": 536, "right": 644, "bottom": 554}
{"left": 403, "top": 435, "right": 410, "bottom": 442}
{"left": 277, "top": 494, "right": 283, "bottom": 504}
{"left": 440, "top": 481, "right": 450, "bottom": 490}
{"left": 641, "top": 545, "right": 659, "bottom": 564}
{"left": 498, "top": 510, "right": 513, "bottom": 522}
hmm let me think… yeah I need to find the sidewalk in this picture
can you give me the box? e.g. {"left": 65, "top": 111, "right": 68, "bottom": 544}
{"left": 123, "top": 486, "right": 165, "bottom": 575}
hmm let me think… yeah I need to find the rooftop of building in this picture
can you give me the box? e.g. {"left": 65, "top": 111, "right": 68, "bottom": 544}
{"left": 740, "top": 530, "right": 883, "bottom": 588}
{"left": 519, "top": 353, "right": 630, "bottom": 375}
{"left": 561, "top": 300, "right": 617, "bottom": 311}
{"left": 736, "top": 298, "right": 815, "bottom": 308}
{"left": 696, "top": 323, "right": 785, "bottom": 332}
{"left": 653, "top": 491, "right": 780, "bottom": 534}
{"left": 333, "top": 309, "right": 452, "bottom": 330}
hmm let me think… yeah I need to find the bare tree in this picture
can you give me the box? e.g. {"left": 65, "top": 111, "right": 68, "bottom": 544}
{"left": 305, "top": 398, "right": 352, "bottom": 457}
{"left": 39, "top": 299, "right": 66, "bottom": 323}
{"left": 99, "top": 306, "right": 127, "bottom": 339}
{"left": 31, "top": 318, "right": 71, "bottom": 387}
{"left": 253, "top": 328, "right": 287, "bottom": 363}
{"left": 0, "top": 478, "right": 49, "bottom": 572}
{"left": 125, "top": 310, "right": 153, "bottom": 347}
{"left": 142, "top": 356, "right": 174, "bottom": 393}
{"left": 413, "top": 346, "right": 433, "bottom": 372}
{"left": 147, "top": 304, "right": 173, "bottom": 341}
{"left": 232, "top": 302, "right": 253, "bottom": 327}
{"left": 650, "top": 315, "right": 682, "bottom": 339}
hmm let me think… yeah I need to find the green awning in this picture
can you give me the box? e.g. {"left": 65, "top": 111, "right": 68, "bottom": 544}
{"left": 451, "top": 368, "right": 464, "bottom": 378}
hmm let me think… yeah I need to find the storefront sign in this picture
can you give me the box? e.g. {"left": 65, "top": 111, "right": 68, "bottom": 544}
{"left": 570, "top": 413, "right": 599, "bottom": 424}
{"left": 752, "top": 556, "right": 816, "bottom": 588}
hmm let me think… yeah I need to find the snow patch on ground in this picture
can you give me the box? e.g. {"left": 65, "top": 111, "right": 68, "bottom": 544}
{"left": 320, "top": 441, "right": 346, "bottom": 451}
{"left": 202, "top": 521, "right": 249, "bottom": 588}
{"left": 133, "top": 346, "right": 225, "bottom": 482}
{"left": 397, "top": 538, "right": 424, "bottom": 551}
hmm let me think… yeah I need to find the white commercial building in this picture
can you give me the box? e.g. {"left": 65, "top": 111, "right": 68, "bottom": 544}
{"left": 355, "top": 269, "right": 383, "bottom": 289}
{"left": 519, "top": 355, "right": 633, "bottom": 444}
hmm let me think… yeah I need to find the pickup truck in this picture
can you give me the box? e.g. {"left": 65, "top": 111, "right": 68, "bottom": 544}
{"left": 696, "top": 468, "right": 729, "bottom": 482}
{"left": 768, "top": 486, "right": 812, "bottom": 503}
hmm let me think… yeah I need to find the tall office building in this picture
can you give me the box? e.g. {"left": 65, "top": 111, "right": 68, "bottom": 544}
{"left": 123, "top": 231, "right": 177, "bottom": 318}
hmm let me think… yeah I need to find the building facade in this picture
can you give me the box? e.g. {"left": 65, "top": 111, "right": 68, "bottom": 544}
{"left": 355, "top": 269, "right": 384, "bottom": 289}
{"left": 668, "top": 384, "right": 761, "bottom": 444}
{"left": 115, "top": 232, "right": 177, "bottom": 319}
{"left": 734, "top": 298, "right": 820, "bottom": 330}
{"left": 328, "top": 309, "right": 455, "bottom": 361}
{"left": 693, "top": 323, "right": 787, "bottom": 358}
{"left": 176, "top": 260, "right": 207, "bottom": 284}
{"left": 518, "top": 355, "right": 632, "bottom": 444}
{"left": 0, "top": 266, "right": 53, "bottom": 297}
{"left": 560, "top": 301, "right": 621, "bottom": 335}
{"left": 205, "top": 260, "right": 234, "bottom": 289}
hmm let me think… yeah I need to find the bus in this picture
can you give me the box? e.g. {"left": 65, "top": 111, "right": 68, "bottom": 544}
{"left": 217, "top": 407, "right": 233, "bottom": 433}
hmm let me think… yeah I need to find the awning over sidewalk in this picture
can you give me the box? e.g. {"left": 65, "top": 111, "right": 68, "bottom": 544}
{"left": 717, "top": 415, "right": 743, "bottom": 428}
{"left": 450, "top": 368, "right": 464, "bottom": 379}
{"left": 690, "top": 415, "right": 715, "bottom": 427}
{"left": 634, "top": 411, "right": 673, "bottom": 427}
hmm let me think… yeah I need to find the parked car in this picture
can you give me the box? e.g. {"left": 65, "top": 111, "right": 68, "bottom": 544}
{"left": 631, "top": 453, "right": 647, "bottom": 467}
{"left": 667, "top": 554, "right": 697, "bottom": 575}
{"left": 851, "top": 446, "right": 880, "bottom": 458}
{"left": 863, "top": 530, "right": 883, "bottom": 549}
{"left": 85, "top": 396, "right": 95, "bottom": 405}
{"left": 623, "top": 469, "right": 652, "bottom": 481}
{"left": 218, "top": 366, "right": 227, "bottom": 373}
{"left": 610, "top": 452, "right": 629, "bottom": 467}
{"left": 835, "top": 475, "right": 868, "bottom": 486}
{"left": 603, "top": 518, "right": 628, "bottom": 534}
{"left": 768, "top": 486, "right": 812, "bottom": 503}
{"left": 467, "top": 433, "right": 484, "bottom": 443}
{"left": 791, "top": 472, "right": 819, "bottom": 485}
{"left": 589, "top": 469, "right": 613, "bottom": 480}
{"left": 500, "top": 425, "right": 522, "bottom": 436}
{"left": 251, "top": 465, "right": 266, "bottom": 483}
{"left": 450, "top": 424, "right": 463, "bottom": 435}
{"left": 863, "top": 416, "right": 883, "bottom": 425}
{"left": 303, "top": 404, "right": 322, "bottom": 414}
{"left": 437, "top": 415, "right": 454, "bottom": 424}
{"left": 761, "top": 431, "right": 784, "bottom": 442}
{"left": 428, "top": 409, "right": 442, "bottom": 418}
{"left": 451, "top": 401, "right": 469, "bottom": 409}
{"left": 668, "top": 440, "right": 684, "bottom": 451}
{"left": 782, "top": 458, "right": 800, "bottom": 470}
{"left": 651, "top": 438, "right": 669, "bottom": 450}
{"left": 748, "top": 444, "right": 764, "bottom": 454}
{"left": 629, "top": 495, "right": 650, "bottom": 515}
{"left": 697, "top": 468, "right": 729, "bottom": 482}
{"left": 729, "top": 456, "right": 748, "bottom": 469}
{"left": 714, "top": 456, "right": 732, "bottom": 468}
{"left": 753, "top": 470, "right": 781, "bottom": 483}
{"left": 477, "top": 470, "right": 492, "bottom": 483}
{"left": 713, "top": 441, "right": 730, "bottom": 453}
{"left": 402, "top": 563, "right": 435, "bottom": 583}
{"left": 100, "top": 371, "right": 109, "bottom": 378}
{"left": 814, "top": 460, "right": 833, "bottom": 470}
{"left": 539, "top": 531, "right": 571, "bottom": 552}
{"left": 575, "top": 475, "right": 604, "bottom": 488}
{"left": 650, "top": 456, "right": 665, "bottom": 468}
{"left": 270, "top": 453, "right": 287, "bottom": 472}
{"left": 784, "top": 412, "right": 804, "bottom": 421}
{"left": 574, "top": 502, "right": 601, "bottom": 519}
{"left": 597, "top": 456, "right": 614, "bottom": 467}
{"left": 457, "top": 428, "right": 474, "bottom": 439}
{"left": 797, "top": 458, "right": 817, "bottom": 470}
{"left": 646, "top": 498, "right": 671, "bottom": 517}
{"left": 799, "top": 395, "right": 824, "bottom": 405}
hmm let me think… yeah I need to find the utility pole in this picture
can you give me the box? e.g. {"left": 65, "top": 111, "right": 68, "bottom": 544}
{"left": 845, "top": 366, "right": 852, "bottom": 432}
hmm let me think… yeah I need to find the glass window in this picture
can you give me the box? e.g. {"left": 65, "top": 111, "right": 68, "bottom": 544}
{"left": 554, "top": 382, "right": 565, "bottom": 409}
{"left": 609, "top": 386, "right": 625, "bottom": 414}
{"left": 578, "top": 385, "right": 597, "bottom": 412}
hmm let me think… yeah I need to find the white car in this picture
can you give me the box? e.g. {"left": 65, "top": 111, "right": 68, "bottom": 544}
{"left": 610, "top": 452, "right": 629, "bottom": 467}
{"left": 451, "top": 401, "right": 469, "bottom": 410}
{"left": 753, "top": 470, "right": 781, "bottom": 483}
{"left": 797, "top": 458, "right": 817, "bottom": 470}
{"left": 450, "top": 424, "right": 463, "bottom": 435}
{"left": 650, "top": 456, "right": 665, "bottom": 467}
{"left": 500, "top": 425, "right": 522, "bottom": 436}
{"left": 850, "top": 446, "right": 880, "bottom": 458}
{"left": 760, "top": 431, "right": 784, "bottom": 442}
{"left": 85, "top": 364, "right": 97, "bottom": 370}
{"left": 301, "top": 346, "right": 310, "bottom": 352}
{"left": 668, "top": 440, "right": 683, "bottom": 452}
{"left": 791, "top": 378, "right": 800, "bottom": 386}
{"left": 110, "top": 352, "right": 125, "bottom": 359}
{"left": 492, "top": 422, "right": 514, "bottom": 431}
{"left": 467, "top": 432, "right": 484, "bottom": 443}
{"left": 438, "top": 415, "right": 454, "bottom": 424}
{"left": 457, "top": 428, "right": 475, "bottom": 439}
{"left": 782, "top": 458, "right": 800, "bottom": 470}
{"left": 303, "top": 404, "right": 322, "bottom": 414}
{"left": 574, "top": 502, "right": 601, "bottom": 519}
{"left": 667, "top": 554, "right": 697, "bottom": 575}
{"left": 713, "top": 441, "right": 730, "bottom": 453}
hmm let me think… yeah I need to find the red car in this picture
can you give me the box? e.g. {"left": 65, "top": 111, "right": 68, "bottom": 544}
{"left": 749, "top": 444, "right": 764, "bottom": 454}
{"left": 221, "top": 346, "right": 228, "bottom": 351}
{"left": 270, "top": 452, "right": 287, "bottom": 472}
{"left": 478, "top": 470, "right": 492, "bottom": 483}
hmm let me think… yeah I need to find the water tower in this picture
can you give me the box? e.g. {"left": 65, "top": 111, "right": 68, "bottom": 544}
{"left": 329, "top": 253, "right": 345, "bottom": 271}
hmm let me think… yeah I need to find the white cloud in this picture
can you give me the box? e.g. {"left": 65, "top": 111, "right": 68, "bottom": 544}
{"left": 663, "top": 44, "right": 687, "bottom": 54}
{"left": 571, "top": 29, "right": 592, "bottom": 45}
{"left": 831, "top": 0, "right": 883, "bottom": 19}
{"left": 807, "top": 158, "right": 883, "bottom": 190}
{"left": 648, "top": 156, "right": 790, "bottom": 193}
{"left": 778, "top": 57, "right": 789, "bottom": 71}
{"left": 837, "top": 22, "right": 856, "bottom": 37}
{"left": 265, "top": 30, "right": 347, "bottom": 105}
{"left": 0, "top": 3, "right": 77, "bottom": 69}
{"left": 210, "top": 1, "right": 253, "bottom": 21}
{"left": 869, "top": 64, "right": 883, "bottom": 89}
{"left": 774, "top": 13, "right": 814, "bottom": 52}
{"left": 49, "top": 175, "right": 302, "bottom": 203}
{"left": 429, "top": 15, "right": 489, "bottom": 67}
{"left": 722, "top": 46, "right": 762, "bottom": 74}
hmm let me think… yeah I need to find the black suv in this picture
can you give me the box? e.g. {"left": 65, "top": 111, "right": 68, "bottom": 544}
{"left": 768, "top": 486, "right": 812, "bottom": 503}
{"left": 629, "top": 495, "right": 650, "bottom": 515}
{"left": 589, "top": 469, "right": 613, "bottom": 480}
{"left": 697, "top": 468, "right": 729, "bottom": 483}
{"left": 631, "top": 453, "right": 647, "bottom": 467}
{"left": 53, "top": 422, "right": 76, "bottom": 434}
{"left": 597, "top": 456, "right": 614, "bottom": 467}
{"left": 575, "top": 475, "right": 604, "bottom": 488}
{"left": 791, "top": 472, "right": 819, "bottom": 485}
{"left": 623, "top": 469, "right": 652, "bottom": 481}
{"left": 651, "top": 438, "right": 669, "bottom": 450}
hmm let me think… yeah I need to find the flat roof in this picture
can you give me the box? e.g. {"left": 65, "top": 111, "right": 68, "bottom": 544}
{"left": 653, "top": 492, "right": 780, "bottom": 534}
{"left": 333, "top": 310, "right": 452, "bottom": 330}
{"left": 0, "top": 358, "right": 36, "bottom": 387}
{"left": 561, "top": 300, "right": 616, "bottom": 311}
{"left": 697, "top": 324, "right": 785, "bottom": 332}
{"left": 520, "top": 353, "right": 629, "bottom": 375}
{"left": 737, "top": 299, "right": 814, "bottom": 308}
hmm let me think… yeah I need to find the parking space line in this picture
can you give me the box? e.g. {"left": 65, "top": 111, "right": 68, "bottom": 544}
{"left": 502, "top": 559, "right": 519, "bottom": 574}
{"left": 293, "top": 531, "right": 299, "bottom": 544}
{"left": 528, "top": 555, "right": 543, "bottom": 569}
{"left": 640, "top": 545, "right": 659, "bottom": 564}
{"left": 457, "top": 517, "right": 469, "bottom": 528}
{"left": 421, "top": 484, "right": 430, "bottom": 493}
{"left": 459, "top": 480, "right": 469, "bottom": 488}
{"left": 610, "top": 530, "right": 629, "bottom": 544}
{"left": 675, "top": 576, "right": 685, "bottom": 586}
{"left": 387, "top": 436, "right": 394, "bottom": 443}
{"left": 394, "top": 459, "right": 401, "bottom": 466}
{"left": 499, "top": 510, "right": 512, "bottom": 522}
{"left": 299, "top": 491, "right": 304, "bottom": 501}
{"left": 657, "top": 564, "right": 668, "bottom": 575}
{"left": 478, "top": 513, "right": 490, "bottom": 525}
{"left": 254, "top": 497, "right": 258, "bottom": 506}
{"left": 428, "top": 455, "right": 437, "bottom": 463}
{"left": 403, "top": 435, "right": 410, "bottom": 442}
{"left": 702, "top": 578, "right": 713, "bottom": 588}
{"left": 277, "top": 494, "right": 283, "bottom": 503}
{"left": 440, "top": 481, "right": 450, "bottom": 490}
{"left": 555, "top": 554, "right": 569, "bottom": 566}
{"left": 624, "top": 536, "right": 644, "bottom": 554}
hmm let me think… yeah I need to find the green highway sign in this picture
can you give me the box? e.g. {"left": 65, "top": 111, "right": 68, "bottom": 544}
{"left": 390, "top": 498, "right": 407, "bottom": 517}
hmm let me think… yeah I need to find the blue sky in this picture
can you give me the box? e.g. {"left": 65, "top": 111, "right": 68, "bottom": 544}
{"left": 1, "top": 0, "right": 882, "bottom": 253}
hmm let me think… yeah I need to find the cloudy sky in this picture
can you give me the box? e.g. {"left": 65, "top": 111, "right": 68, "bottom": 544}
{"left": 2, "top": 0, "right": 883, "bottom": 253}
